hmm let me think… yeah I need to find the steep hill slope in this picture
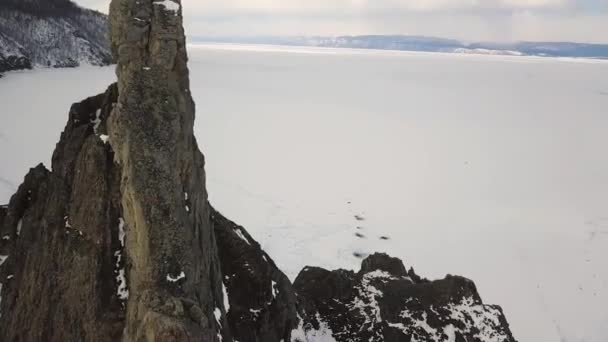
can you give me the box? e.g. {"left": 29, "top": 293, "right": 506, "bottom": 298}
{"left": 0, "top": 0, "right": 110, "bottom": 76}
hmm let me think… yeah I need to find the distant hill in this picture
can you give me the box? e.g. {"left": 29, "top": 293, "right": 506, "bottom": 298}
{"left": 193, "top": 35, "right": 608, "bottom": 59}
{"left": 0, "top": 0, "right": 111, "bottom": 76}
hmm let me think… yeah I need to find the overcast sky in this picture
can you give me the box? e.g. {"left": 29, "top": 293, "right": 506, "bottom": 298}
{"left": 78, "top": 0, "right": 608, "bottom": 43}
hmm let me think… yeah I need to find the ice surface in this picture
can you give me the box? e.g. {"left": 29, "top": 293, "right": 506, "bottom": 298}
{"left": 189, "top": 45, "right": 608, "bottom": 342}
{"left": 1, "top": 45, "right": 608, "bottom": 342}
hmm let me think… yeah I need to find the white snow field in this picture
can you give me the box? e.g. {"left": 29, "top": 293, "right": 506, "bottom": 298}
{"left": 1, "top": 44, "right": 608, "bottom": 342}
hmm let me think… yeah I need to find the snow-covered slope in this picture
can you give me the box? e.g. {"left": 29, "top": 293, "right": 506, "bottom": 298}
{"left": 1, "top": 44, "right": 607, "bottom": 342}
{"left": 451, "top": 48, "right": 523, "bottom": 56}
{"left": 0, "top": 0, "right": 110, "bottom": 75}
{"left": 194, "top": 35, "right": 608, "bottom": 59}
{"left": 0, "top": 33, "right": 31, "bottom": 74}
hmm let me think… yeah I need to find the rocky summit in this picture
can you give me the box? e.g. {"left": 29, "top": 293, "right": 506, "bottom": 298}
{"left": 0, "top": 0, "right": 517, "bottom": 341}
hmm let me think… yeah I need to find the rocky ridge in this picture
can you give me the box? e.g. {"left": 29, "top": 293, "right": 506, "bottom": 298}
{"left": 0, "top": 0, "right": 517, "bottom": 341}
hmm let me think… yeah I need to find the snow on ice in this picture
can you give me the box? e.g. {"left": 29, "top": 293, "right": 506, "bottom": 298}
{"left": 1, "top": 44, "right": 608, "bottom": 342}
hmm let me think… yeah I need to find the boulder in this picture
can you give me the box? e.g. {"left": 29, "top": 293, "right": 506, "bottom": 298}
{"left": 293, "top": 253, "right": 517, "bottom": 342}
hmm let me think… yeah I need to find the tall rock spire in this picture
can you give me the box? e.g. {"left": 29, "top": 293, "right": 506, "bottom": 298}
{"left": 0, "top": 1, "right": 518, "bottom": 341}
{"left": 107, "top": 0, "right": 223, "bottom": 339}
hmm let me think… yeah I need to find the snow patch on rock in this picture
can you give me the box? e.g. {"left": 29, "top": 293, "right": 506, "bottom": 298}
{"left": 167, "top": 271, "right": 186, "bottom": 282}
{"left": 447, "top": 297, "right": 509, "bottom": 342}
{"left": 16, "top": 218, "right": 22, "bottom": 236}
{"left": 115, "top": 262, "right": 128, "bottom": 300}
{"left": 153, "top": 0, "right": 180, "bottom": 14}
{"left": 118, "top": 218, "right": 126, "bottom": 247}
{"left": 291, "top": 314, "right": 337, "bottom": 342}
{"left": 234, "top": 228, "right": 251, "bottom": 245}
{"left": 391, "top": 311, "right": 443, "bottom": 341}
{"left": 91, "top": 109, "right": 101, "bottom": 133}
{"left": 114, "top": 218, "right": 128, "bottom": 301}
{"left": 99, "top": 134, "right": 109, "bottom": 144}
{"left": 391, "top": 297, "right": 511, "bottom": 342}
{"left": 271, "top": 280, "right": 278, "bottom": 298}
{"left": 214, "top": 307, "right": 222, "bottom": 327}
{"left": 348, "top": 270, "right": 396, "bottom": 327}
{"left": 222, "top": 282, "right": 230, "bottom": 312}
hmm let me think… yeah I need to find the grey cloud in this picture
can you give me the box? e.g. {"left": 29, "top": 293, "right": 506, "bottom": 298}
{"left": 75, "top": 0, "right": 608, "bottom": 43}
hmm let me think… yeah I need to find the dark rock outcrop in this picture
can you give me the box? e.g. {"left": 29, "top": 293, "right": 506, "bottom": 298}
{"left": 0, "top": 0, "right": 518, "bottom": 341}
{"left": 211, "top": 207, "right": 298, "bottom": 342}
{"left": 293, "top": 253, "right": 516, "bottom": 342}
{"left": 105, "top": 0, "right": 229, "bottom": 339}
{"left": 0, "top": 86, "right": 124, "bottom": 341}
{"left": 0, "top": 0, "right": 110, "bottom": 76}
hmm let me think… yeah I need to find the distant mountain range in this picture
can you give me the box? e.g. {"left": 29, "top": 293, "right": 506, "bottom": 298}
{"left": 0, "top": 0, "right": 111, "bottom": 76}
{"left": 193, "top": 35, "right": 608, "bottom": 59}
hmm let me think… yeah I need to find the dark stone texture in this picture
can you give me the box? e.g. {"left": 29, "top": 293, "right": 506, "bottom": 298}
{"left": 107, "top": 0, "right": 227, "bottom": 339}
{"left": 360, "top": 252, "right": 408, "bottom": 277}
{"left": 293, "top": 253, "right": 518, "bottom": 342}
{"left": 211, "top": 207, "right": 298, "bottom": 342}
{"left": 0, "top": 86, "right": 125, "bottom": 341}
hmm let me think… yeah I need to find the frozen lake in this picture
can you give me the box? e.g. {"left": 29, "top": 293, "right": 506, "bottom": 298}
{"left": 1, "top": 44, "right": 608, "bottom": 342}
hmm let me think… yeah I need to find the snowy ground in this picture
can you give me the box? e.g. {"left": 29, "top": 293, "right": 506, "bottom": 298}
{"left": 1, "top": 44, "right": 608, "bottom": 342}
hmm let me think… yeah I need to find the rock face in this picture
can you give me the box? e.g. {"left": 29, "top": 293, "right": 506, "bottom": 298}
{"left": 106, "top": 0, "right": 228, "bottom": 339}
{"left": 293, "top": 253, "right": 517, "bottom": 342}
{"left": 211, "top": 208, "right": 298, "bottom": 341}
{"left": 0, "top": 0, "right": 110, "bottom": 76}
{"left": 0, "top": 0, "right": 518, "bottom": 341}
{"left": 0, "top": 86, "right": 124, "bottom": 341}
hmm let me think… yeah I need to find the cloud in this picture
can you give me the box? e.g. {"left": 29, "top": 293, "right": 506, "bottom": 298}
{"left": 76, "top": 0, "right": 608, "bottom": 43}
{"left": 187, "top": 0, "right": 576, "bottom": 13}
{"left": 83, "top": 0, "right": 596, "bottom": 14}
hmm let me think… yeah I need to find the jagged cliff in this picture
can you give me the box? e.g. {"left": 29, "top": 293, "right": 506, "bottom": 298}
{"left": 0, "top": 0, "right": 517, "bottom": 341}
{"left": 0, "top": 0, "right": 110, "bottom": 76}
